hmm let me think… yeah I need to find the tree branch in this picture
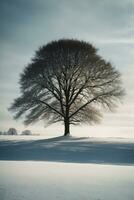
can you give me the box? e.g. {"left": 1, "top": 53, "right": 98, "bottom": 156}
{"left": 37, "top": 99, "right": 64, "bottom": 117}
{"left": 69, "top": 91, "right": 115, "bottom": 118}
{"left": 69, "top": 75, "right": 90, "bottom": 106}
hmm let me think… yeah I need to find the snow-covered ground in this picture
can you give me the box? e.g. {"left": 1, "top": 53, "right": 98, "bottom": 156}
{"left": 0, "top": 161, "right": 134, "bottom": 200}
{"left": 0, "top": 136, "right": 134, "bottom": 200}
{"left": 0, "top": 135, "right": 134, "bottom": 165}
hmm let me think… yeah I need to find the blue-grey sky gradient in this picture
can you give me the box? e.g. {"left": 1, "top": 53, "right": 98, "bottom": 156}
{"left": 0, "top": 0, "right": 134, "bottom": 136}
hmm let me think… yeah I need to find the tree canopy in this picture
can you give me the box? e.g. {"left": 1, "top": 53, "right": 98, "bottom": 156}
{"left": 10, "top": 39, "right": 124, "bottom": 136}
{"left": 7, "top": 128, "right": 17, "bottom": 135}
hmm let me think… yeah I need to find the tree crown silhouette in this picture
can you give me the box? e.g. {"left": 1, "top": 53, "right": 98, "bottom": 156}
{"left": 10, "top": 39, "right": 124, "bottom": 136}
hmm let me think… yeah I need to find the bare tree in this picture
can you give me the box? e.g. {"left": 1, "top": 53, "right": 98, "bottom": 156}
{"left": 7, "top": 128, "right": 17, "bottom": 135}
{"left": 9, "top": 39, "right": 124, "bottom": 136}
{"left": 21, "top": 130, "right": 32, "bottom": 135}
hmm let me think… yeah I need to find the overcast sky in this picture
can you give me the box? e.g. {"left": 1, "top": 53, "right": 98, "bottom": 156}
{"left": 0, "top": 0, "right": 134, "bottom": 137}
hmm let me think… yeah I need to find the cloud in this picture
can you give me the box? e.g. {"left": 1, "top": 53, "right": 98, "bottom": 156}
{"left": 0, "top": 0, "right": 134, "bottom": 135}
{"left": 1, "top": 0, "right": 134, "bottom": 46}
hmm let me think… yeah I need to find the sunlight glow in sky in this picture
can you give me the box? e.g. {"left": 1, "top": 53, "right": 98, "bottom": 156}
{"left": 0, "top": 0, "right": 134, "bottom": 137}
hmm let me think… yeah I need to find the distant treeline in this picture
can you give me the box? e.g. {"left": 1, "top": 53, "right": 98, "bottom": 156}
{"left": 0, "top": 128, "right": 32, "bottom": 135}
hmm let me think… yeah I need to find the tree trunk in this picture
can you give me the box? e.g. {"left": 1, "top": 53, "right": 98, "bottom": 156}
{"left": 64, "top": 118, "right": 70, "bottom": 136}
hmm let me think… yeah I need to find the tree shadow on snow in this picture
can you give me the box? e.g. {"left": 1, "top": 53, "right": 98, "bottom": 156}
{"left": 0, "top": 136, "right": 134, "bottom": 165}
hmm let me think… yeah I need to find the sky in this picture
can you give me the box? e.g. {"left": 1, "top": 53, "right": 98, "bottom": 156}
{"left": 0, "top": 0, "right": 134, "bottom": 137}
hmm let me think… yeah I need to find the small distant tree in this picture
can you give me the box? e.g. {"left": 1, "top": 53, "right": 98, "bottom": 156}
{"left": 0, "top": 131, "right": 6, "bottom": 135}
{"left": 7, "top": 128, "right": 17, "bottom": 135}
{"left": 9, "top": 39, "right": 124, "bottom": 136}
{"left": 21, "top": 130, "right": 32, "bottom": 135}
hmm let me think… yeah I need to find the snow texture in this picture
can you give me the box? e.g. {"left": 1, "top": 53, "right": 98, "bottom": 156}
{"left": 0, "top": 136, "right": 134, "bottom": 165}
{"left": 0, "top": 136, "right": 134, "bottom": 200}
{"left": 0, "top": 161, "right": 134, "bottom": 200}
